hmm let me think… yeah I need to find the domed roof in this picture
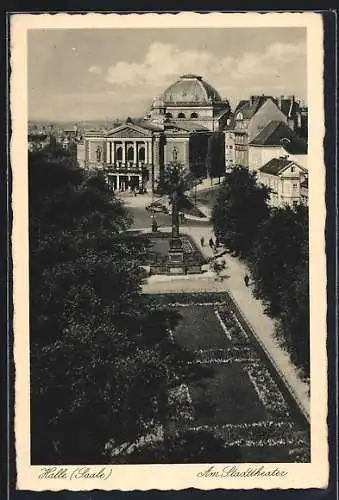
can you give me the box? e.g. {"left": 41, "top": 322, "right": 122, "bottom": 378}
{"left": 162, "top": 74, "right": 222, "bottom": 105}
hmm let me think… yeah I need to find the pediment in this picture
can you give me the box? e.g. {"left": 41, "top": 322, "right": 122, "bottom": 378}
{"left": 106, "top": 124, "right": 152, "bottom": 139}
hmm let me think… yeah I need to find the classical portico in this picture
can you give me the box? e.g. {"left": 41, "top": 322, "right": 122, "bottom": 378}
{"left": 82, "top": 123, "right": 155, "bottom": 192}
{"left": 105, "top": 139, "right": 152, "bottom": 167}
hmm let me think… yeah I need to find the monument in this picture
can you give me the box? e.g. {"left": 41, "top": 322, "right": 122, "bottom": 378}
{"left": 168, "top": 147, "right": 185, "bottom": 274}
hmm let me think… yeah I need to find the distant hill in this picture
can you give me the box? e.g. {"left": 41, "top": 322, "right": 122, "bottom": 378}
{"left": 28, "top": 118, "right": 136, "bottom": 132}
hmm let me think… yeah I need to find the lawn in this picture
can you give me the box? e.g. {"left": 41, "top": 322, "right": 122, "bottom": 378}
{"left": 189, "top": 364, "right": 267, "bottom": 425}
{"left": 173, "top": 304, "right": 266, "bottom": 424}
{"left": 175, "top": 305, "right": 232, "bottom": 350}
{"left": 194, "top": 185, "right": 223, "bottom": 209}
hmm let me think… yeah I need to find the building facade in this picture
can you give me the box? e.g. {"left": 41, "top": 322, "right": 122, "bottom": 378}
{"left": 275, "top": 95, "right": 308, "bottom": 139}
{"left": 248, "top": 120, "right": 308, "bottom": 172}
{"left": 77, "top": 120, "right": 212, "bottom": 192}
{"left": 224, "top": 95, "right": 288, "bottom": 169}
{"left": 78, "top": 74, "right": 230, "bottom": 191}
{"left": 258, "top": 157, "right": 308, "bottom": 207}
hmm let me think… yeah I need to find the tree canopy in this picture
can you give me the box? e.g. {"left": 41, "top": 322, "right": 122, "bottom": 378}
{"left": 211, "top": 166, "right": 270, "bottom": 258}
{"left": 248, "top": 204, "right": 309, "bottom": 377}
{"left": 29, "top": 150, "right": 201, "bottom": 463}
{"left": 205, "top": 132, "right": 225, "bottom": 181}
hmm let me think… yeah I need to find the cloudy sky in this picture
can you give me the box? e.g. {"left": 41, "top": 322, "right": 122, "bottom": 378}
{"left": 28, "top": 27, "right": 307, "bottom": 122}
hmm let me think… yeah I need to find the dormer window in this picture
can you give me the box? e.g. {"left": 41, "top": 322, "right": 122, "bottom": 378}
{"left": 236, "top": 112, "right": 243, "bottom": 120}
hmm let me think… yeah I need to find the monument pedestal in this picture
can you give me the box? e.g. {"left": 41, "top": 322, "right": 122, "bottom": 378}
{"left": 168, "top": 238, "right": 185, "bottom": 274}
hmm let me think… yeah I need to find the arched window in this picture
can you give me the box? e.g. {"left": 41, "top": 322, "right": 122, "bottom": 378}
{"left": 127, "top": 146, "right": 134, "bottom": 162}
{"left": 165, "top": 112, "right": 173, "bottom": 119}
{"left": 236, "top": 112, "right": 243, "bottom": 120}
{"left": 138, "top": 146, "right": 145, "bottom": 162}
{"left": 190, "top": 112, "right": 198, "bottom": 118}
{"left": 116, "top": 146, "right": 122, "bottom": 161}
{"left": 178, "top": 112, "right": 186, "bottom": 118}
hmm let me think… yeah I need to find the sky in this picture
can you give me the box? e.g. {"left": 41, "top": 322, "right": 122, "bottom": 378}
{"left": 28, "top": 27, "right": 307, "bottom": 122}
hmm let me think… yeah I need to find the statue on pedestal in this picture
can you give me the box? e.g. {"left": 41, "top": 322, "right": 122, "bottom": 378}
{"left": 96, "top": 146, "right": 102, "bottom": 162}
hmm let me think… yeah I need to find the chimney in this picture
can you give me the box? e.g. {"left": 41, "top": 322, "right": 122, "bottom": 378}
{"left": 288, "top": 95, "right": 295, "bottom": 104}
{"left": 250, "top": 95, "right": 257, "bottom": 106}
{"left": 278, "top": 95, "right": 284, "bottom": 108}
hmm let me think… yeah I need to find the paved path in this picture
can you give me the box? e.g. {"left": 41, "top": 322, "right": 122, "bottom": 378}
{"left": 122, "top": 194, "right": 311, "bottom": 419}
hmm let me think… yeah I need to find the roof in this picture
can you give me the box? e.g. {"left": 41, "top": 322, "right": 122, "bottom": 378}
{"left": 259, "top": 157, "right": 294, "bottom": 175}
{"left": 166, "top": 121, "right": 210, "bottom": 132}
{"left": 133, "top": 119, "right": 163, "bottom": 131}
{"left": 259, "top": 157, "right": 307, "bottom": 176}
{"left": 234, "top": 95, "right": 274, "bottom": 120}
{"left": 276, "top": 97, "right": 301, "bottom": 118}
{"left": 161, "top": 74, "right": 223, "bottom": 105}
{"left": 250, "top": 120, "right": 308, "bottom": 153}
{"left": 28, "top": 134, "right": 49, "bottom": 141}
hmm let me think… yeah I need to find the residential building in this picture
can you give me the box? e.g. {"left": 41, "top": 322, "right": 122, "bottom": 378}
{"left": 258, "top": 157, "right": 308, "bottom": 207}
{"left": 300, "top": 178, "right": 308, "bottom": 205}
{"left": 248, "top": 120, "right": 308, "bottom": 172}
{"left": 224, "top": 95, "right": 287, "bottom": 169}
{"left": 28, "top": 133, "right": 51, "bottom": 152}
{"left": 275, "top": 95, "right": 308, "bottom": 139}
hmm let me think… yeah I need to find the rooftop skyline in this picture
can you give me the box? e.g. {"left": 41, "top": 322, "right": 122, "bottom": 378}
{"left": 28, "top": 27, "right": 307, "bottom": 121}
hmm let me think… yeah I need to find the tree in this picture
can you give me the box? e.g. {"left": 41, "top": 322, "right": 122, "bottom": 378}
{"left": 211, "top": 166, "right": 270, "bottom": 258}
{"left": 248, "top": 204, "right": 309, "bottom": 378}
{"left": 277, "top": 260, "right": 309, "bottom": 378}
{"left": 248, "top": 204, "right": 308, "bottom": 316}
{"left": 29, "top": 150, "right": 195, "bottom": 464}
{"left": 205, "top": 132, "right": 225, "bottom": 183}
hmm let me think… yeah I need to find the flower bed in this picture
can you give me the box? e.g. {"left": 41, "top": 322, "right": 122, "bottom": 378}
{"left": 141, "top": 233, "right": 207, "bottom": 273}
{"left": 247, "top": 362, "right": 291, "bottom": 420}
{"left": 168, "top": 384, "right": 195, "bottom": 424}
{"left": 189, "top": 347, "right": 256, "bottom": 365}
{"left": 184, "top": 421, "right": 295, "bottom": 447}
{"left": 145, "top": 292, "right": 231, "bottom": 307}
{"left": 217, "top": 308, "right": 249, "bottom": 344}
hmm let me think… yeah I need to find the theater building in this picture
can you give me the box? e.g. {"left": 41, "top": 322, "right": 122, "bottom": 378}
{"left": 77, "top": 74, "right": 231, "bottom": 192}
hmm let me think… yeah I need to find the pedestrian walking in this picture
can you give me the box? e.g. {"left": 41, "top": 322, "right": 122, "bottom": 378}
{"left": 152, "top": 218, "right": 158, "bottom": 233}
{"left": 244, "top": 274, "right": 250, "bottom": 287}
{"left": 209, "top": 237, "right": 214, "bottom": 250}
{"left": 200, "top": 236, "right": 205, "bottom": 247}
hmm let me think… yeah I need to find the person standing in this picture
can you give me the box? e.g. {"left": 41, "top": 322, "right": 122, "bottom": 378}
{"left": 209, "top": 237, "right": 214, "bottom": 250}
{"left": 200, "top": 236, "right": 205, "bottom": 247}
{"left": 244, "top": 274, "right": 250, "bottom": 287}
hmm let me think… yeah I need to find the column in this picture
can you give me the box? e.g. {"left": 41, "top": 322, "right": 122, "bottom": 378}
{"left": 133, "top": 142, "right": 137, "bottom": 166}
{"left": 122, "top": 140, "right": 126, "bottom": 165}
{"left": 106, "top": 142, "right": 110, "bottom": 164}
{"left": 145, "top": 141, "right": 149, "bottom": 164}
{"left": 111, "top": 140, "right": 115, "bottom": 165}
{"left": 148, "top": 140, "right": 152, "bottom": 164}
